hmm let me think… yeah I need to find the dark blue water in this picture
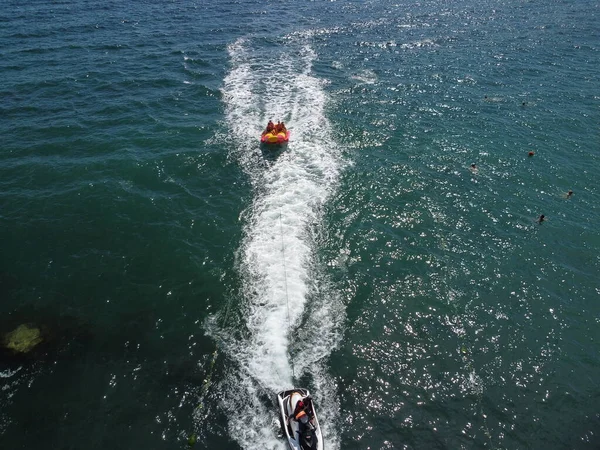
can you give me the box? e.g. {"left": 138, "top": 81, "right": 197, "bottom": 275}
{"left": 1, "top": 0, "right": 599, "bottom": 448}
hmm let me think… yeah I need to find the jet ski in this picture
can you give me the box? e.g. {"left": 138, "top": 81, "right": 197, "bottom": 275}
{"left": 277, "top": 388, "right": 324, "bottom": 450}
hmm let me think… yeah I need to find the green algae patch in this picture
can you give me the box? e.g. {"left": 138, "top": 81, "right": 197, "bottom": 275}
{"left": 4, "top": 324, "right": 43, "bottom": 353}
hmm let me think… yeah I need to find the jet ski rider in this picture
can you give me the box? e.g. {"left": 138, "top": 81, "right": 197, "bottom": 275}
{"left": 291, "top": 395, "right": 313, "bottom": 425}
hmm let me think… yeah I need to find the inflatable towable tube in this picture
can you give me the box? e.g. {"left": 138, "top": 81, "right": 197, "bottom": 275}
{"left": 261, "top": 130, "right": 290, "bottom": 144}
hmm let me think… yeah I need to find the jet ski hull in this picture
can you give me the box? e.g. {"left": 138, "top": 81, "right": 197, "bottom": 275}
{"left": 277, "top": 388, "right": 324, "bottom": 450}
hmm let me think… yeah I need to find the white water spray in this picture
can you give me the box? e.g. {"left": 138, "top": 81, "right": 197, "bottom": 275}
{"left": 217, "top": 37, "right": 345, "bottom": 449}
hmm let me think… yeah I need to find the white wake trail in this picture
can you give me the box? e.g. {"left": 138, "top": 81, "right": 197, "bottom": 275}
{"left": 218, "top": 37, "right": 345, "bottom": 450}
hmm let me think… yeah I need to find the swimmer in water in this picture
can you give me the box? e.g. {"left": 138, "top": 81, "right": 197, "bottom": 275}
{"left": 469, "top": 163, "right": 478, "bottom": 173}
{"left": 538, "top": 214, "right": 545, "bottom": 224}
{"left": 484, "top": 95, "right": 502, "bottom": 102}
{"left": 566, "top": 190, "right": 573, "bottom": 198}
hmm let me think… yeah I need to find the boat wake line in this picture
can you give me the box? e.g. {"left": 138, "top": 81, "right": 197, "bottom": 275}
{"left": 208, "top": 36, "right": 347, "bottom": 450}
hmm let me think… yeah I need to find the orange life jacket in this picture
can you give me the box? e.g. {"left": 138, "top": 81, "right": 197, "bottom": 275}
{"left": 295, "top": 410, "right": 307, "bottom": 421}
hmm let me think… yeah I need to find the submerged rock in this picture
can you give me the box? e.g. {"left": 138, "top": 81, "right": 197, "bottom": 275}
{"left": 4, "top": 324, "right": 43, "bottom": 353}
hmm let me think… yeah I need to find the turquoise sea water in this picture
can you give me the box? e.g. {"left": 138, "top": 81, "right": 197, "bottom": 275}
{"left": 1, "top": 0, "right": 599, "bottom": 448}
